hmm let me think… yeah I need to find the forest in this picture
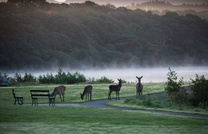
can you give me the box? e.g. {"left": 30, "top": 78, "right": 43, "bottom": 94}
{"left": 127, "top": 0, "right": 208, "bottom": 20}
{"left": 0, "top": 0, "right": 208, "bottom": 71}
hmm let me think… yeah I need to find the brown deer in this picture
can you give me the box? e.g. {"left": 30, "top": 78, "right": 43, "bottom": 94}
{"left": 51, "top": 85, "right": 66, "bottom": 102}
{"left": 108, "top": 79, "right": 122, "bottom": 100}
{"left": 80, "top": 85, "right": 92, "bottom": 100}
{"left": 136, "top": 76, "right": 143, "bottom": 96}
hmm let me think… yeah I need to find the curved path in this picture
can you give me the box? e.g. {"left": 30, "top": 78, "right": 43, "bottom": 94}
{"left": 51, "top": 97, "right": 208, "bottom": 119}
{"left": 80, "top": 87, "right": 208, "bottom": 119}
{"left": 79, "top": 98, "right": 208, "bottom": 119}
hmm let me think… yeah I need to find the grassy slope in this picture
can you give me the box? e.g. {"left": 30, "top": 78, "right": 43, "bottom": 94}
{"left": 0, "top": 83, "right": 208, "bottom": 133}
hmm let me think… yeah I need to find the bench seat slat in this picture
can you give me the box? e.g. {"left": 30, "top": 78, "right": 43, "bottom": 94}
{"left": 30, "top": 90, "right": 49, "bottom": 92}
{"left": 31, "top": 94, "right": 50, "bottom": 96}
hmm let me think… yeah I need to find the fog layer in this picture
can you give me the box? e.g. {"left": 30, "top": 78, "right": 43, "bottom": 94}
{"left": 7, "top": 66, "right": 207, "bottom": 83}
{"left": 79, "top": 66, "right": 208, "bottom": 83}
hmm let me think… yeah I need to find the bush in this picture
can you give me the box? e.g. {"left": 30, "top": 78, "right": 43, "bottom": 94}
{"left": 15, "top": 73, "right": 37, "bottom": 83}
{"left": 86, "top": 76, "right": 114, "bottom": 84}
{"left": 97, "top": 76, "right": 114, "bottom": 83}
{"left": 164, "top": 67, "right": 184, "bottom": 95}
{"left": 23, "top": 73, "right": 37, "bottom": 82}
{"left": 38, "top": 73, "right": 55, "bottom": 84}
{"left": 0, "top": 73, "right": 11, "bottom": 86}
{"left": 190, "top": 74, "right": 208, "bottom": 108}
{"left": 38, "top": 68, "right": 86, "bottom": 84}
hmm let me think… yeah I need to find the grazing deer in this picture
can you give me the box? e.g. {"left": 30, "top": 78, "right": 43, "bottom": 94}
{"left": 80, "top": 85, "right": 92, "bottom": 100}
{"left": 136, "top": 76, "right": 143, "bottom": 96}
{"left": 51, "top": 85, "right": 66, "bottom": 102}
{"left": 108, "top": 79, "right": 122, "bottom": 100}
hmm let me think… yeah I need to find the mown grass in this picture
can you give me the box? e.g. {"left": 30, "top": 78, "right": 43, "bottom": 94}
{"left": 1, "top": 82, "right": 165, "bottom": 104}
{"left": 0, "top": 83, "right": 208, "bottom": 133}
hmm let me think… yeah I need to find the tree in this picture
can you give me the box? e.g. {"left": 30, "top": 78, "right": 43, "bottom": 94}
{"left": 191, "top": 74, "right": 208, "bottom": 108}
{"left": 164, "top": 67, "right": 184, "bottom": 94}
{"left": 8, "top": 0, "right": 46, "bottom": 3}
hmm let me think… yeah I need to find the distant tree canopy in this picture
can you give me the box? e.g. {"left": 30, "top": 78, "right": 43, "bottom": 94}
{"left": 0, "top": 1, "right": 208, "bottom": 70}
{"left": 8, "top": 0, "right": 46, "bottom": 3}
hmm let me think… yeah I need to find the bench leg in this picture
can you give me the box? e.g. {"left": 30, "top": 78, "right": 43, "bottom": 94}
{"left": 18, "top": 97, "right": 24, "bottom": 105}
{"left": 14, "top": 98, "right": 18, "bottom": 105}
{"left": 32, "top": 98, "right": 38, "bottom": 106}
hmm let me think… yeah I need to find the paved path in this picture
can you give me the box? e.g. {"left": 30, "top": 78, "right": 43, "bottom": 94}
{"left": 79, "top": 98, "right": 208, "bottom": 119}
{"left": 50, "top": 97, "right": 208, "bottom": 119}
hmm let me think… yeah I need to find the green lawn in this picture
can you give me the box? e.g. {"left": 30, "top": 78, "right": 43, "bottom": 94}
{"left": 0, "top": 83, "right": 208, "bottom": 134}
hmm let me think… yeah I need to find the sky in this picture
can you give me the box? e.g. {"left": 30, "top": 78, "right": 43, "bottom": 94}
{"left": 1, "top": 0, "right": 208, "bottom": 7}
{"left": 62, "top": 0, "right": 208, "bottom": 7}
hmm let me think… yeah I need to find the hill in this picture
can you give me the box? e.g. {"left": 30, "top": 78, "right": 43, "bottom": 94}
{"left": 0, "top": 1, "right": 208, "bottom": 70}
{"left": 127, "top": 0, "right": 208, "bottom": 20}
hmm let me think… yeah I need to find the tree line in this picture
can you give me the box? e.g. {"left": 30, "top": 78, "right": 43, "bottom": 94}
{"left": 0, "top": 68, "right": 114, "bottom": 85}
{"left": 0, "top": 1, "right": 208, "bottom": 71}
{"left": 128, "top": 0, "right": 208, "bottom": 20}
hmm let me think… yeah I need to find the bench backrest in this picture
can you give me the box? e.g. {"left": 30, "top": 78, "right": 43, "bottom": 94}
{"left": 30, "top": 90, "right": 50, "bottom": 97}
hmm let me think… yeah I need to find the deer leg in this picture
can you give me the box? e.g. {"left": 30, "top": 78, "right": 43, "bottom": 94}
{"left": 108, "top": 91, "right": 112, "bottom": 100}
{"left": 62, "top": 94, "right": 65, "bottom": 102}
{"left": 90, "top": 93, "right": 92, "bottom": 100}
{"left": 118, "top": 91, "right": 120, "bottom": 100}
{"left": 115, "top": 91, "right": 117, "bottom": 100}
{"left": 59, "top": 94, "right": 62, "bottom": 102}
{"left": 116, "top": 91, "right": 119, "bottom": 100}
{"left": 140, "top": 91, "right": 142, "bottom": 96}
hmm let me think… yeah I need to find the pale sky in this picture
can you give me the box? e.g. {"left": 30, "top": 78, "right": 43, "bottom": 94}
{"left": 1, "top": 0, "right": 208, "bottom": 7}
{"left": 63, "top": 0, "right": 208, "bottom": 7}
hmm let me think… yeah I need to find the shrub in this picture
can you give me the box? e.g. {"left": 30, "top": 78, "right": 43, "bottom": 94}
{"left": 190, "top": 74, "right": 208, "bottom": 108}
{"left": 14, "top": 73, "right": 23, "bottom": 82}
{"left": 38, "top": 73, "right": 55, "bottom": 84}
{"left": 0, "top": 73, "right": 11, "bottom": 86}
{"left": 38, "top": 69, "right": 86, "bottom": 84}
{"left": 23, "top": 73, "right": 37, "bottom": 82}
{"left": 96, "top": 76, "right": 114, "bottom": 83}
{"left": 15, "top": 73, "right": 36, "bottom": 83}
{"left": 164, "top": 67, "right": 184, "bottom": 95}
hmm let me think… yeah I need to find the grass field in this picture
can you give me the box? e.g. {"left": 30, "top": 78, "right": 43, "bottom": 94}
{"left": 0, "top": 83, "right": 208, "bottom": 134}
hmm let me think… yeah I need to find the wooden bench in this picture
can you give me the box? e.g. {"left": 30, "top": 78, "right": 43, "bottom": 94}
{"left": 12, "top": 89, "right": 24, "bottom": 105}
{"left": 30, "top": 90, "right": 55, "bottom": 106}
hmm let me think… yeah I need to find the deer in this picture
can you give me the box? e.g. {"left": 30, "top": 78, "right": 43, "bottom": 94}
{"left": 108, "top": 79, "right": 122, "bottom": 100}
{"left": 80, "top": 85, "right": 93, "bottom": 100}
{"left": 51, "top": 85, "right": 66, "bottom": 102}
{"left": 136, "top": 76, "right": 143, "bottom": 96}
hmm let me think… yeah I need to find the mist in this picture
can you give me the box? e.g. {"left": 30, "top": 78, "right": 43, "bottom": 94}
{"left": 46, "top": 0, "right": 208, "bottom": 7}
{"left": 6, "top": 66, "right": 208, "bottom": 83}
{"left": 79, "top": 66, "right": 208, "bottom": 83}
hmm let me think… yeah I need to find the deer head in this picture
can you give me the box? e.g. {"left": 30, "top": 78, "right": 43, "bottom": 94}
{"left": 136, "top": 76, "right": 143, "bottom": 83}
{"left": 80, "top": 93, "right": 84, "bottom": 100}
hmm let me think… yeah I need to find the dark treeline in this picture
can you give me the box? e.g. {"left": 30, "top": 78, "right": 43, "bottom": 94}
{"left": 0, "top": 68, "right": 114, "bottom": 85}
{"left": 1, "top": 0, "right": 208, "bottom": 70}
